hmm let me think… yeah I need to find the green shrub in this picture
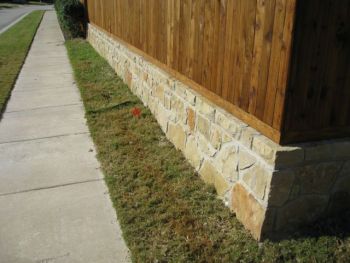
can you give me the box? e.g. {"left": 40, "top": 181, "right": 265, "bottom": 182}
{"left": 54, "top": 0, "right": 85, "bottom": 39}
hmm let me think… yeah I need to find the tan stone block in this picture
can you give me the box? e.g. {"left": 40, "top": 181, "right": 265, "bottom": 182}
{"left": 164, "top": 95, "right": 171, "bottom": 110}
{"left": 215, "top": 145, "right": 238, "bottom": 182}
{"left": 168, "top": 112, "right": 177, "bottom": 123}
{"left": 242, "top": 165, "right": 272, "bottom": 200}
{"left": 174, "top": 81, "right": 187, "bottom": 100}
{"left": 152, "top": 68, "right": 169, "bottom": 84}
{"left": 157, "top": 106, "right": 169, "bottom": 133}
{"left": 197, "top": 135, "right": 217, "bottom": 157}
{"left": 238, "top": 149, "right": 256, "bottom": 170}
{"left": 141, "top": 84, "right": 151, "bottom": 106}
{"left": 166, "top": 77, "right": 176, "bottom": 90}
{"left": 241, "top": 127, "right": 260, "bottom": 149}
{"left": 133, "top": 65, "right": 142, "bottom": 79}
{"left": 174, "top": 80, "right": 186, "bottom": 99}
{"left": 141, "top": 93, "right": 149, "bottom": 107}
{"left": 142, "top": 72, "right": 148, "bottom": 81}
{"left": 252, "top": 136, "right": 276, "bottom": 161}
{"left": 222, "top": 131, "right": 232, "bottom": 144}
{"left": 275, "top": 195, "right": 328, "bottom": 231}
{"left": 253, "top": 136, "right": 304, "bottom": 168}
{"left": 199, "top": 160, "right": 230, "bottom": 196}
{"left": 146, "top": 73, "right": 154, "bottom": 87}
{"left": 197, "top": 115, "right": 210, "bottom": 140}
{"left": 297, "top": 162, "right": 342, "bottom": 194}
{"left": 132, "top": 78, "right": 141, "bottom": 94}
{"left": 196, "top": 97, "right": 215, "bottom": 121}
{"left": 222, "top": 154, "right": 239, "bottom": 183}
{"left": 124, "top": 70, "right": 132, "bottom": 87}
{"left": 167, "top": 123, "right": 186, "bottom": 152}
{"left": 210, "top": 125, "right": 222, "bottom": 149}
{"left": 148, "top": 98, "right": 158, "bottom": 116}
{"left": 268, "top": 170, "right": 295, "bottom": 206}
{"left": 121, "top": 54, "right": 129, "bottom": 66}
{"left": 184, "top": 136, "right": 202, "bottom": 169}
{"left": 155, "top": 84, "right": 165, "bottom": 102}
{"left": 232, "top": 183, "right": 267, "bottom": 240}
{"left": 171, "top": 96, "right": 186, "bottom": 123}
{"left": 216, "top": 111, "right": 247, "bottom": 138}
{"left": 114, "top": 64, "right": 121, "bottom": 76}
{"left": 186, "top": 107, "right": 196, "bottom": 132}
{"left": 215, "top": 111, "right": 230, "bottom": 131}
{"left": 186, "top": 89, "right": 197, "bottom": 106}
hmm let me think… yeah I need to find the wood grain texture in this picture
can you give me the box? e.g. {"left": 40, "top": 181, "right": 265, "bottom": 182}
{"left": 85, "top": 0, "right": 350, "bottom": 144}
{"left": 85, "top": 0, "right": 294, "bottom": 143}
{"left": 283, "top": 0, "right": 350, "bottom": 143}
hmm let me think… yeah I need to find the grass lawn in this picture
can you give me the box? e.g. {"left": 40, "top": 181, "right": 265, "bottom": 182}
{"left": 0, "top": 3, "right": 18, "bottom": 9}
{"left": 0, "top": 10, "right": 44, "bottom": 115}
{"left": 66, "top": 39, "right": 350, "bottom": 263}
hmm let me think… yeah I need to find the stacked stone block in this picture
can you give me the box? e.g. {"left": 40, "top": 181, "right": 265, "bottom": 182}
{"left": 88, "top": 24, "right": 350, "bottom": 240}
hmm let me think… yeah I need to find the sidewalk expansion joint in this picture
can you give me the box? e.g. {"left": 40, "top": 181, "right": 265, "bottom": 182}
{"left": 0, "top": 178, "right": 104, "bottom": 197}
{"left": 5, "top": 103, "right": 81, "bottom": 114}
{"left": 0, "top": 132, "right": 89, "bottom": 145}
{"left": 13, "top": 86, "right": 76, "bottom": 92}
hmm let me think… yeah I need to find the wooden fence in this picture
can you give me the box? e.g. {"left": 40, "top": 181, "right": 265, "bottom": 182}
{"left": 283, "top": 0, "right": 350, "bottom": 142}
{"left": 84, "top": 0, "right": 350, "bottom": 144}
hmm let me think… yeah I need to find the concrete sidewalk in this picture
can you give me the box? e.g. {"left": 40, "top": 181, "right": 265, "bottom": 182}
{"left": 0, "top": 11, "right": 130, "bottom": 263}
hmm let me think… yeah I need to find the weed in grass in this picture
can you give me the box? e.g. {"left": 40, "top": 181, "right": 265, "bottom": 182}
{"left": 66, "top": 39, "right": 350, "bottom": 263}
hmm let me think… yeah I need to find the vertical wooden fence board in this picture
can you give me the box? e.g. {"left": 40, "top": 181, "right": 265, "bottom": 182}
{"left": 239, "top": 0, "right": 257, "bottom": 111}
{"left": 272, "top": 0, "right": 297, "bottom": 130}
{"left": 221, "top": 0, "right": 235, "bottom": 101}
{"left": 262, "top": 0, "right": 287, "bottom": 126}
{"left": 214, "top": 0, "right": 227, "bottom": 97}
{"left": 228, "top": 0, "right": 243, "bottom": 105}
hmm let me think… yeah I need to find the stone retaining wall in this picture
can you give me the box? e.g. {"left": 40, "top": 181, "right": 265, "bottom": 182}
{"left": 88, "top": 24, "right": 350, "bottom": 240}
